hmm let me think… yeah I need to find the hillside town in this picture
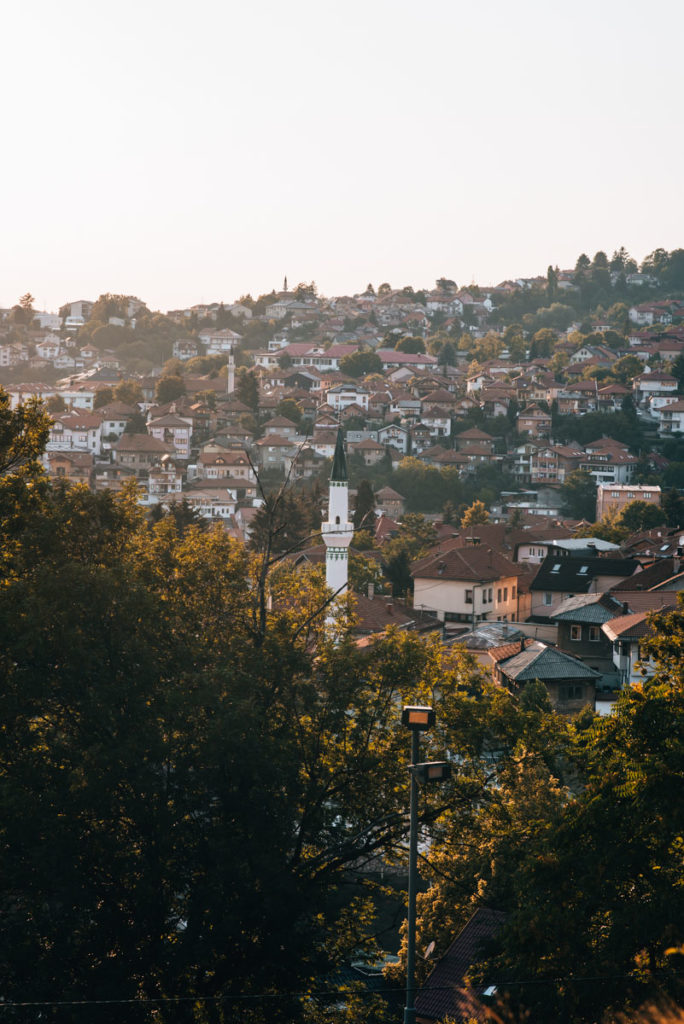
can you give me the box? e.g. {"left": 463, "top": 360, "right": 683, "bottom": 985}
{"left": 4, "top": 250, "right": 684, "bottom": 714}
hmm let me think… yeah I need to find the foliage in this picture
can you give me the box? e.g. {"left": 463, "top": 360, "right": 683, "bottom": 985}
{"left": 353, "top": 479, "right": 376, "bottom": 530}
{"left": 460, "top": 499, "right": 489, "bottom": 528}
{"left": 339, "top": 347, "right": 383, "bottom": 378}
{"left": 560, "top": 469, "right": 597, "bottom": 521}
{"left": 155, "top": 374, "right": 186, "bottom": 404}
{"left": 236, "top": 367, "right": 260, "bottom": 411}
{"left": 0, "top": 391, "right": 50, "bottom": 477}
{"left": 394, "top": 335, "right": 425, "bottom": 354}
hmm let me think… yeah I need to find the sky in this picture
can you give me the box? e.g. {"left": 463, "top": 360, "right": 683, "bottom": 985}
{"left": 2, "top": 0, "right": 683, "bottom": 312}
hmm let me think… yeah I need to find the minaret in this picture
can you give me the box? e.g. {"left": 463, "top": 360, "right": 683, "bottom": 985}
{"left": 227, "top": 352, "right": 235, "bottom": 395}
{"left": 322, "top": 430, "right": 354, "bottom": 610}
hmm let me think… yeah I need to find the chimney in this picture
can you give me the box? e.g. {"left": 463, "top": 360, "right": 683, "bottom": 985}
{"left": 368, "top": 582, "right": 375, "bottom": 600}
{"left": 674, "top": 556, "right": 680, "bottom": 575}
{"left": 622, "top": 602, "right": 630, "bottom": 615}
{"left": 520, "top": 636, "right": 526, "bottom": 652}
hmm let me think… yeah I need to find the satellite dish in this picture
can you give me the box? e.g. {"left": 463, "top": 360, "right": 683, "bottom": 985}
{"left": 424, "top": 940, "right": 436, "bottom": 960}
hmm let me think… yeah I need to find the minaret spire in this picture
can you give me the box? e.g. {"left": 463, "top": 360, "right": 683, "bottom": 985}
{"left": 321, "top": 429, "right": 353, "bottom": 622}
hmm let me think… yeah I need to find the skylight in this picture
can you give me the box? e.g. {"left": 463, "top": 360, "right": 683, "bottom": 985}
{"left": 578, "top": 566, "right": 589, "bottom": 574}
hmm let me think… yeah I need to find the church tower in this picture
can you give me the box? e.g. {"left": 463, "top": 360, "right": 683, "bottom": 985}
{"left": 322, "top": 430, "right": 353, "bottom": 604}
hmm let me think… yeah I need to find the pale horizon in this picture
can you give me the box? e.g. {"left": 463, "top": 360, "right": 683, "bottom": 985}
{"left": 3, "top": 0, "right": 683, "bottom": 313}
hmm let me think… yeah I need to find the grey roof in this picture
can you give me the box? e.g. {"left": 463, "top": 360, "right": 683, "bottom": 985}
{"left": 449, "top": 622, "right": 526, "bottom": 650}
{"left": 550, "top": 593, "right": 624, "bottom": 625}
{"left": 549, "top": 538, "right": 621, "bottom": 553}
{"left": 530, "top": 555, "right": 639, "bottom": 592}
{"left": 499, "top": 641, "right": 601, "bottom": 682}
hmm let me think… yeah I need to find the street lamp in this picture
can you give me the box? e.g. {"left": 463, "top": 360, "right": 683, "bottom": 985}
{"left": 402, "top": 705, "right": 451, "bottom": 1024}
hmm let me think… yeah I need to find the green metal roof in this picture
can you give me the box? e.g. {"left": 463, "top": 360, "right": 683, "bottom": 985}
{"left": 501, "top": 642, "right": 601, "bottom": 682}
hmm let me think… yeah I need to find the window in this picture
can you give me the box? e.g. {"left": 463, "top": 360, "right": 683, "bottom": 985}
{"left": 559, "top": 684, "right": 584, "bottom": 701}
{"left": 551, "top": 563, "right": 561, "bottom": 573}
{"left": 588, "top": 626, "right": 600, "bottom": 642}
{"left": 488, "top": 587, "right": 493, "bottom": 602}
{"left": 503, "top": 587, "right": 508, "bottom": 601}
{"left": 570, "top": 625, "right": 581, "bottom": 641}
{"left": 512, "top": 585, "right": 516, "bottom": 600}
{"left": 497, "top": 588, "right": 502, "bottom": 602}
{"left": 543, "top": 592, "right": 553, "bottom": 606}
{"left": 465, "top": 589, "right": 473, "bottom": 604}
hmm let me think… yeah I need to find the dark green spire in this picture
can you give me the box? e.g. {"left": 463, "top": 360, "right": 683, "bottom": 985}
{"left": 330, "top": 428, "right": 348, "bottom": 482}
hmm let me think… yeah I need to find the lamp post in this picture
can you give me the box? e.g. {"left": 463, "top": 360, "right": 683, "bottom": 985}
{"left": 401, "top": 706, "right": 450, "bottom": 1024}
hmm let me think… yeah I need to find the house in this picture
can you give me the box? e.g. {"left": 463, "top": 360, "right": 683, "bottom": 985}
{"left": 375, "top": 486, "right": 405, "bottom": 519}
{"left": 376, "top": 349, "right": 438, "bottom": 372}
{"left": 350, "top": 438, "right": 386, "bottom": 466}
{"left": 491, "top": 639, "right": 599, "bottom": 714}
{"left": 44, "top": 450, "right": 94, "bottom": 487}
{"left": 253, "top": 433, "right": 299, "bottom": 472}
{"left": 147, "top": 456, "right": 184, "bottom": 504}
{"left": 326, "top": 383, "right": 369, "bottom": 413}
{"left": 656, "top": 399, "right": 684, "bottom": 436}
{"left": 98, "top": 402, "right": 138, "bottom": 445}
{"left": 412, "top": 545, "right": 522, "bottom": 625}
{"left": 377, "top": 423, "right": 409, "bottom": 454}
{"left": 517, "top": 404, "right": 552, "bottom": 438}
{"left": 47, "top": 412, "right": 102, "bottom": 455}
{"left": 454, "top": 428, "right": 495, "bottom": 453}
{"left": 528, "top": 554, "right": 639, "bottom": 620}
{"left": 146, "top": 413, "right": 193, "bottom": 459}
{"left": 633, "top": 371, "right": 678, "bottom": 407}
{"left": 596, "top": 484, "right": 661, "bottom": 519}
{"left": 199, "top": 328, "right": 242, "bottom": 354}
{"left": 173, "top": 339, "right": 200, "bottom": 361}
{"left": 112, "top": 433, "right": 174, "bottom": 475}
{"left": 414, "top": 908, "right": 505, "bottom": 1024}
{"left": 529, "top": 445, "right": 583, "bottom": 485}
{"left": 602, "top": 611, "right": 658, "bottom": 688}
{"left": 579, "top": 438, "right": 638, "bottom": 486}
{"left": 421, "top": 406, "right": 452, "bottom": 439}
{"left": 550, "top": 593, "right": 626, "bottom": 678}
{"left": 60, "top": 385, "right": 97, "bottom": 411}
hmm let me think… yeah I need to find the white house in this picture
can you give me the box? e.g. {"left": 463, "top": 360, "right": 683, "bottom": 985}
{"left": 326, "top": 383, "right": 369, "bottom": 413}
{"left": 48, "top": 412, "right": 102, "bottom": 455}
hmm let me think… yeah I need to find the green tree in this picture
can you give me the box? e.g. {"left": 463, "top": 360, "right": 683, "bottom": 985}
{"left": 0, "top": 389, "right": 50, "bottom": 477}
{"left": 613, "top": 354, "right": 644, "bottom": 384}
{"left": 236, "top": 367, "right": 260, "bottom": 412}
{"left": 619, "top": 499, "right": 666, "bottom": 533}
{"left": 276, "top": 397, "right": 303, "bottom": 427}
{"left": 437, "top": 339, "right": 457, "bottom": 366}
{"left": 353, "top": 479, "right": 375, "bottom": 530}
{"left": 114, "top": 380, "right": 144, "bottom": 406}
{"left": 155, "top": 374, "right": 186, "bottom": 404}
{"left": 394, "top": 335, "right": 426, "bottom": 354}
{"left": 561, "top": 469, "right": 597, "bottom": 520}
{"left": 662, "top": 488, "right": 684, "bottom": 528}
{"left": 339, "top": 347, "right": 383, "bottom": 378}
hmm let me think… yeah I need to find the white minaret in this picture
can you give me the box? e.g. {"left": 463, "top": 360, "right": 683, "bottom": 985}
{"left": 322, "top": 430, "right": 353, "bottom": 613}
{"left": 227, "top": 352, "right": 235, "bottom": 394}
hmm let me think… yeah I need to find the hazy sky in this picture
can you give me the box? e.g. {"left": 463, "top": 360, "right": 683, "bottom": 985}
{"left": 2, "top": 0, "right": 683, "bottom": 312}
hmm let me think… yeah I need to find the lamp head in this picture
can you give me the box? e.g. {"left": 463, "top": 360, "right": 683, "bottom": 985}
{"left": 402, "top": 705, "right": 435, "bottom": 731}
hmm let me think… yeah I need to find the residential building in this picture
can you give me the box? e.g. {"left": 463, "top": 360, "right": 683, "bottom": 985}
{"left": 529, "top": 554, "right": 639, "bottom": 620}
{"left": 491, "top": 639, "right": 599, "bottom": 714}
{"left": 412, "top": 545, "right": 522, "bottom": 625}
{"left": 596, "top": 484, "right": 661, "bottom": 519}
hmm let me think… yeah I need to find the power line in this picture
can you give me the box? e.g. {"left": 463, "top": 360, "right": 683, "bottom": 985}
{"left": 0, "top": 971, "right": 680, "bottom": 1009}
